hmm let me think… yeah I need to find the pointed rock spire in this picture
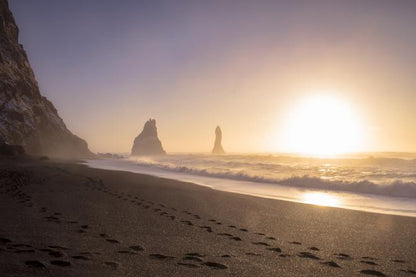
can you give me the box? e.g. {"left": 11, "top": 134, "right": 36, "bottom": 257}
{"left": 131, "top": 119, "right": 166, "bottom": 156}
{"left": 212, "top": 126, "right": 225, "bottom": 154}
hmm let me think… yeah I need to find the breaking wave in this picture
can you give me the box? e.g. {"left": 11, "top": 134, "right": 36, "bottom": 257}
{"left": 128, "top": 154, "right": 416, "bottom": 199}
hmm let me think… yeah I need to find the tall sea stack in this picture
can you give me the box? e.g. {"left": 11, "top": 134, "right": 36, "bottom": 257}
{"left": 0, "top": 0, "right": 93, "bottom": 158}
{"left": 131, "top": 119, "right": 166, "bottom": 156}
{"left": 212, "top": 126, "right": 225, "bottom": 154}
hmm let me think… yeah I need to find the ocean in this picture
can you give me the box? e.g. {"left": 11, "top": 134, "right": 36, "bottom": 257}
{"left": 85, "top": 153, "right": 416, "bottom": 217}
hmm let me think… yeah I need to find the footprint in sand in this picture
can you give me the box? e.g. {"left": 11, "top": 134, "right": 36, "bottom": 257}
{"left": 359, "top": 269, "right": 386, "bottom": 276}
{"left": 252, "top": 242, "right": 270, "bottom": 246}
{"left": 25, "top": 260, "right": 45, "bottom": 268}
{"left": 321, "top": 261, "right": 341, "bottom": 268}
{"left": 360, "top": 260, "right": 378, "bottom": 266}
{"left": 15, "top": 249, "right": 35, "bottom": 254}
{"left": 298, "top": 252, "right": 320, "bottom": 260}
{"left": 72, "top": 255, "right": 90, "bottom": 261}
{"left": 117, "top": 250, "right": 137, "bottom": 255}
{"left": 129, "top": 245, "right": 144, "bottom": 251}
{"left": 202, "top": 262, "right": 228, "bottom": 270}
{"left": 267, "top": 247, "right": 282, "bottom": 253}
{"left": 104, "top": 261, "right": 119, "bottom": 270}
{"left": 177, "top": 262, "right": 200, "bottom": 268}
{"left": 280, "top": 254, "right": 291, "bottom": 258}
{"left": 400, "top": 269, "right": 416, "bottom": 275}
{"left": 290, "top": 241, "right": 302, "bottom": 245}
{"left": 200, "top": 226, "right": 213, "bottom": 233}
{"left": 44, "top": 216, "right": 60, "bottom": 223}
{"left": 185, "top": 253, "right": 205, "bottom": 258}
{"left": 335, "top": 253, "right": 352, "bottom": 260}
{"left": 181, "top": 220, "right": 193, "bottom": 226}
{"left": 246, "top": 252, "right": 262, "bottom": 256}
{"left": 50, "top": 260, "right": 71, "bottom": 267}
{"left": 12, "top": 244, "right": 32, "bottom": 248}
{"left": 48, "top": 245, "right": 70, "bottom": 250}
{"left": 149, "top": 254, "right": 175, "bottom": 260}
{"left": 183, "top": 256, "right": 203, "bottom": 262}
{"left": 106, "top": 239, "right": 120, "bottom": 244}
{"left": 217, "top": 233, "right": 233, "bottom": 237}
{"left": 48, "top": 250, "right": 64, "bottom": 257}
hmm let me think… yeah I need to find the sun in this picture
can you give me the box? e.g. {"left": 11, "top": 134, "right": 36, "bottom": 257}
{"left": 284, "top": 95, "right": 363, "bottom": 156}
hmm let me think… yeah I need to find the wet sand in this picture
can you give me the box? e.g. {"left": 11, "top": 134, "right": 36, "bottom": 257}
{"left": 0, "top": 156, "right": 415, "bottom": 276}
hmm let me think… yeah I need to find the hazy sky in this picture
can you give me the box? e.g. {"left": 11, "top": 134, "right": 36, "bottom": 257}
{"left": 10, "top": 0, "right": 416, "bottom": 153}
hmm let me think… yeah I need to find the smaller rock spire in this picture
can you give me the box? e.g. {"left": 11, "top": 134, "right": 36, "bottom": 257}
{"left": 212, "top": 126, "right": 225, "bottom": 154}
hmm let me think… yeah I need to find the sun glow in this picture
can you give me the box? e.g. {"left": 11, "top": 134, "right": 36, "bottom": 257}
{"left": 285, "top": 95, "right": 363, "bottom": 157}
{"left": 302, "top": 192, "right": 341, "bottom": 207}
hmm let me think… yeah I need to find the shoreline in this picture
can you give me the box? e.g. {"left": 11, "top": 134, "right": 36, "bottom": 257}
{"left": 0, "top": 156, "right": 415, "bottom": 276}
{"left": 86, "top": 158, "right": 416, "bottom": 218}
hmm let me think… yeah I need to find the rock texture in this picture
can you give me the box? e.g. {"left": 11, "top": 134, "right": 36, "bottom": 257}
{"left": 0, "top": 0, "right": 93, "bottom": 158}
{"left": 0, "top": 137, "right": 24, "bottom": 155}
{"left": 131, "top": 119, "right": 166, "bottom": 156}
{"left": 212, "top": 126, "right": 225, "bottom": 154}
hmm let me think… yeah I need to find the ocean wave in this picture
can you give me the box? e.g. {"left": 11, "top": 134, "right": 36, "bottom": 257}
{"left": 128, "top": 156, "right": 416, "bottom": 199}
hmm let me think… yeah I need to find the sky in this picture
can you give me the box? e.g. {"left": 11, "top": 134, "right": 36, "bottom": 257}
{"left": 9, "top": 0, "right": 416, "bottom": 154}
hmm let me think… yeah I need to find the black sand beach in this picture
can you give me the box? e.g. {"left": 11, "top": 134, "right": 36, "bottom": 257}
{"left": 0, "top": 157, "right": 415, "bottom": 276}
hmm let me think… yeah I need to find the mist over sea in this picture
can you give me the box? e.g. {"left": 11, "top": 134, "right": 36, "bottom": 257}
{"left": 87, "top": 152, "right": 416, "bottom": 217}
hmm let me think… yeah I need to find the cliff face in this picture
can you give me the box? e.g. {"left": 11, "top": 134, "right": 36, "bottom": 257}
{"left": 131, "top": 119, "right": 166, "bottom": 156}
{"left": 212, "top": 126, "right": 225, "bottom": 154}
{"left": 0, "top": 0, "right": 93, "bottom": 158}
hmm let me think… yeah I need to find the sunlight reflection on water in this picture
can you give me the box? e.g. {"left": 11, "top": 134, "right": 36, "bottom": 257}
{"left": 302, "top": 192, "right": 341, "bottom": 207}
{"left": 86, "top": 159, "right": 416, "bottom": 217}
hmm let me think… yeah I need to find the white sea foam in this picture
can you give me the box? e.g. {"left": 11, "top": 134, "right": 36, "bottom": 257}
{"left": 127, "top": 154, "right": 416, "bottom": 198}
{"left": 85, "top": 153, "right": 416, "bottom": 217}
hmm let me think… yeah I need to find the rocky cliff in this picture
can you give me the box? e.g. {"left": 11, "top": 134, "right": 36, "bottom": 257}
{"left": 0, "top": 0, "right": 93, "bottom": 158}
{"left": 131, "top": 119, "right": 166, "bottom": 156}
{"left": 212, "top": 126, "right": 225, "bottom": 154}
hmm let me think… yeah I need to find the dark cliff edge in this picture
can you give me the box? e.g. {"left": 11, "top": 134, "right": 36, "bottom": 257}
{"left": 0, "top": 0, "right": 94, "bottom": 158}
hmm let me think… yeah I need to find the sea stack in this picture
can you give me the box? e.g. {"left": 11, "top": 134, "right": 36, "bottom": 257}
{"left": 0, "top": 0, "right": 93, "bottom": 158}
{"left": 212, "top": 126, "right": 225, "bottom": 154}
{"left": 131, "top": 119, "right": 166, "bottom": 156}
